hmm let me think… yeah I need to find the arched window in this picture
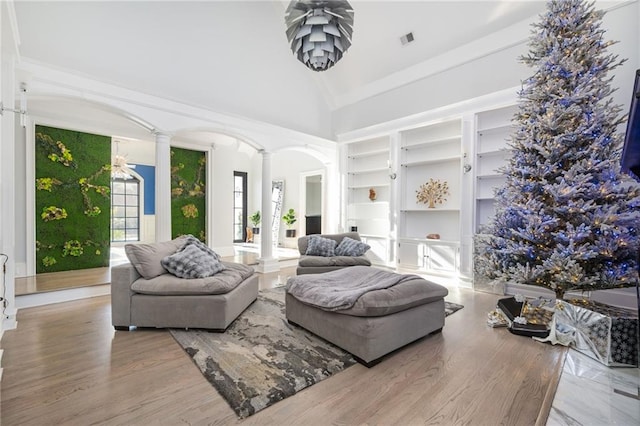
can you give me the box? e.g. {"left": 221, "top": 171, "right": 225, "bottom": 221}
{"left": 111, "top": 177, "right": 140, "bottom": 242}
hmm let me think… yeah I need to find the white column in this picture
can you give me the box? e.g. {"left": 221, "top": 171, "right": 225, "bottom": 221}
{"left": 0, "top": 52, "right": 18, "bottom": 331}
{"left": 206, "top": 143, "right": 216, "bottom": 249}
{"left": 324, "top": 153, "right": 340, "bottom": 234}
{"left": 154, "top": 132, "right": 172, "bottom": 242}
{"left": 257, "top": 150, "right": 279, "bottom": 273}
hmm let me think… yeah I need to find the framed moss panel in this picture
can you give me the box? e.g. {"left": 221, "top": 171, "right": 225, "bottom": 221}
{"left": 35, "top": 125, "right": 111, "bottom": 273}
{"left": 171, "top": 147, "right": 207, "bottom": 242}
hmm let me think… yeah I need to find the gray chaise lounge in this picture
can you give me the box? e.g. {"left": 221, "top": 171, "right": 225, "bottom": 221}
{"left": 111, "top": 237, "right": 259, "bottom": 331}
{"left": 296, "top": 232, "right": 372, "bottom": 275}
{"left": 285, "top": 267, "right": 449, "bottom": 366}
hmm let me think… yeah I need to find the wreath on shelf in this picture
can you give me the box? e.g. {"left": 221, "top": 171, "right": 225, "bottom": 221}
{"left": 416, "top": 178, "right": 450, "bottom": 208}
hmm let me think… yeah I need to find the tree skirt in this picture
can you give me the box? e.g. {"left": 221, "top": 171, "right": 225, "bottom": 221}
{"left": 170, "top": 287, "right": 463, "bottom": 418}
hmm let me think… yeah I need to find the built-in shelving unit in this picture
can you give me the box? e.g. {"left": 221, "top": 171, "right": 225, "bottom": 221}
{"left": 397, "top": 118, "right": 463, "bottom": 276}
{"left": 338, "top": 90, "right": 522, "bottom": 286}
{"left": 345, "top": 136, "right": 392, "bottom": 266}
{"left": 474, "top": 105, "right": 517, "bottom": 233}
{"left": 471, "top": 104, "right": 517, "bottom": 293}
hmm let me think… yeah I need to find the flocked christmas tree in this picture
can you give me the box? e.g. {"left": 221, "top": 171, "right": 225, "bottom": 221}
{"left": 475, "top": 0, "right": 640, "bottom": 299}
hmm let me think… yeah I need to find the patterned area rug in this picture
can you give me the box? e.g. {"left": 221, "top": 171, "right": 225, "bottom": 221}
{"left": 170, "top": 287, "right": 464, "bottom": 419}
{"left": 446, "top": 300, "right": 464, "bottom": 316}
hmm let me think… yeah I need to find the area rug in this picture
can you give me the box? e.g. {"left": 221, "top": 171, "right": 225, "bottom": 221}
{"left": 445, "top": 300, "right": 464, "bottom": 316}
{"left": 170, "top": 287, "right": 464, "bottom": 419}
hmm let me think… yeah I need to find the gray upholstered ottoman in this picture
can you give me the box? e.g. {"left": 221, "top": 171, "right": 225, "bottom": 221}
{"left": 285, "top": 267, "right": 448, "bottom": 366}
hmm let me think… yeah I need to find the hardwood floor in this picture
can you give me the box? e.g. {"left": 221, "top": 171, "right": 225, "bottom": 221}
{"left": 1, "top": 270, "right": 566, "bottom": 425}
{"left": 14, "top": 267, "right": 112, "bottom": 295}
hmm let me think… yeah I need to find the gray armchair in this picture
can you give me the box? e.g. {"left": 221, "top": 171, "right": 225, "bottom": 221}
{"left": 111, "top": 237, "right": 259, "bottom": 331}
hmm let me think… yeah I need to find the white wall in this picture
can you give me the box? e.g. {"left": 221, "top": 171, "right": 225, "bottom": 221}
{"left": 211, "top": 143, "right": 255, "bottom": 255}
{"left": 13, "top": 1, "right": 334, "bottom": 140}
{"left": 271, "top": 151, "right": 323, "bottom": 248}
{"left": 332, "top": 2, "right": 640, "bottom": 136}
{"left": 4, "top": 54, "right": 336, "bottom": 273}
{"left": 604, "top": 2, "right": 640, "bottom": 112}
{"left": 1, "top": 0, "right": 20, "bottom": 332}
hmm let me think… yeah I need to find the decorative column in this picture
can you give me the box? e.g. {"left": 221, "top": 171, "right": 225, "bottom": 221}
{"left": 155, "top": 132, "right": 172, "bottom": 242}
{"left": 0, "top": 55, "right": 18, "bottom": 330}
{"left": 324, "top": 160, "right": 339, "bottom": 234}
{"left": 257, "top": 150, "right": 279, "bottom": 273}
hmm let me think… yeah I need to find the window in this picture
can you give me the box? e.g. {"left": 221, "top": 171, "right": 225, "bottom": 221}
{"left": 233, "top": 171, "right": 248, "bottom": 243}
{"left": 111, "top": 178, "right": 140, "bottom": 242}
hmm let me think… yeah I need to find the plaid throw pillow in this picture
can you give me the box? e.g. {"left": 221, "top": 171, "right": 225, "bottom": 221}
{"left": 305, "top": 236, "right": 337, "bottom": 257}
{"left": 335, "top": 237, "right": 370, "bottom": 256}
{"left": 161, "top": 238, "right": 225, "bottom": 279}
{"left": 181, "top": 235, "right": 222, "bottom": 260}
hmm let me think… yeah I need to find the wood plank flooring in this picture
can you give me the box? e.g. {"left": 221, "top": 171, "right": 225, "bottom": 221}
{"left": 1, "top": 270, "right": 566, "bottom": 425}
{"left": 14, "top": 267, "right": 111, "bottom": 295}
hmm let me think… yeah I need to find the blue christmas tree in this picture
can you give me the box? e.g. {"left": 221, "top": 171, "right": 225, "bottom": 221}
{"left": 476, "top": 0, "right": 640, "bottom": 299}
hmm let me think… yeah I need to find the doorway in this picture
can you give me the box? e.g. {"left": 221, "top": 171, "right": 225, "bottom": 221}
{"left": 300, "top": 170, "right": 324, "bottom": 236}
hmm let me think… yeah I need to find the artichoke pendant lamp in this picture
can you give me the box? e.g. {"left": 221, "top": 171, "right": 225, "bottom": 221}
{"left": 285, "top": 0, "right": 354, "bottom": 72}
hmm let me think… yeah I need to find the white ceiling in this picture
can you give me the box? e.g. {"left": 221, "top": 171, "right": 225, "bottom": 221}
{"left": 9, "top": 0, "right": 619, "bottom": 138}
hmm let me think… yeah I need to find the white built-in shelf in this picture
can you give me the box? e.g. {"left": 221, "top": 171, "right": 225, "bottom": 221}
{"left": 402, "top": 135, "right": 461, "bottom": 151}
{"left": 477, "top": 149, "right": 511, "bottom": 158}
{"left": 401, "top": 156, "right": 461, "bottom": 167}
{"left": 476, "top": 173, "right": 504, "bottom": 180}
{"left": 477, "top": 124, "right": 514, "bottom": 137}
{"left": 400, "top": 237, "right": 460, "bottom": 245}
{"left": 345, "top": 135, "right": 393, "bottom": 267}
{"left": 348, "top": 183, "right": 391, "bottom": 189}
{"left": 350, "top": 201, "right": 389, "bottom": 206}
{"left": 474, "top": 104, "right": 517, "bottom": 240}
{"left": 348, "top": 166, "right": 389, "bottom": 175}
{"left": 398, "top": 117, "right": 463, "bottom": 268}
{"left": 401, "top": 208, "right": 461, "bottom": 213}
{"left": 348, "top": 148, "right": 389, "bottom": 159}
{"left": 359, "top": 233, "right": 388, "bottom": 239}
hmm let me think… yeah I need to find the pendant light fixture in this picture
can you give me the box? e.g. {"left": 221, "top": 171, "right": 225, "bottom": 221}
{"left": 284, "top": 0, "right": 354, "bottom": 72}
{"left": 112, "top": 141, "right": 136, "bottom": 180}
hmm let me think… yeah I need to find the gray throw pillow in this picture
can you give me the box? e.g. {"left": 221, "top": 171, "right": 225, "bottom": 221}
{"left": 124, "top": 236, "right": 187, "bottom": 279}
{"left": 181, "top": 235, "right": 222, "bottom": 261}
{"left": 305, "top": 235, "right": 337, "bottom": 257}
{"left": 161, "top": 240, "right": 225, "bottom": 279}
{"left": 335, "top": 237, "right": 371, "bottom": 256}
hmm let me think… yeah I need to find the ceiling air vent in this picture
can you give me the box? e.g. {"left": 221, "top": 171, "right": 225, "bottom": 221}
{"left": 400, "top": 32, "right": 415, "bottom": 46}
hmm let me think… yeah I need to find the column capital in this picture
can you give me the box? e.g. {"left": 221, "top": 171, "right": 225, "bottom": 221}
{"left": 153, "top": 131, "right": 172, "bottom": 142}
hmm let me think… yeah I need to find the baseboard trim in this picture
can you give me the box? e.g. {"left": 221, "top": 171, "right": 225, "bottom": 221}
{"left": 1, "top": 314, "right": 17, "bottom": 332}
{"left": 255, "top": 257, "right": 281, "bottom": 273}
{"left": 16, "top": 284, "right": 110, "bottom": 309}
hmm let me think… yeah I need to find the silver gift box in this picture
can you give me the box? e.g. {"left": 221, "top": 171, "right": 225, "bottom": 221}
{"left": 555, "top": 299, "right": 638, "bottom": 367}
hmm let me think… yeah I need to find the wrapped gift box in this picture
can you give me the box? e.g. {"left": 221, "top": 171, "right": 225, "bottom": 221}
{"left": 555, "top": 299, "right": 638, "bottom": 367}
{"left": 496, "top": 296, "right": 553, "bottom": 338}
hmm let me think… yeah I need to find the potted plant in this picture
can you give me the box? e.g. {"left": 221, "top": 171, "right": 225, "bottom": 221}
{"left": 249, "top": 211, "right": 261, "bottom": 235}
{"left": 282, "top": 208, "right": 297, "bottom": 238}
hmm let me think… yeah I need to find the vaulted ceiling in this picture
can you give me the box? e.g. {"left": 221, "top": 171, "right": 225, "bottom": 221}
{"left": 8, "top": 1, "right": 620, "bottom": 139}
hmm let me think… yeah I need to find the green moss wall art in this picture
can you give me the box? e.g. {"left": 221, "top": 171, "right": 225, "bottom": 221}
{"left": 171, "top": 147, "right": 207, "bottom": 242}
{"left": 35, "top": 125, "right": 111, "bottom": 273}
